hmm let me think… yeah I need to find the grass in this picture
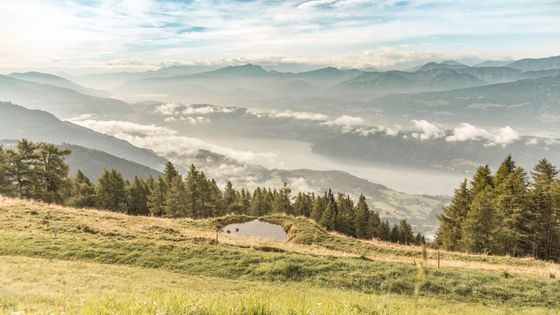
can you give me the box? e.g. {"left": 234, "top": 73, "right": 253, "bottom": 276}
{"left": 1, "top": 196, "right": 559, "bottom": 314}
{"left": 0, "top": 256, "right": 555, "bottom": 315}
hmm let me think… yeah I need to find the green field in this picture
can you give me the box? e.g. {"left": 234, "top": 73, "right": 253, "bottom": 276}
{"left": 1, "top": 196, "right": 559, "bottom": 314}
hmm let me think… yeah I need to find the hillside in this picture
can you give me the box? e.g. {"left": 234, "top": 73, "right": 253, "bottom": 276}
{"left": 0, "top": 196, "right": 558, "bottom": 314}
{"left": 0, "top": 75, "right": 130, "bottom": 118}
{"left": 0, "top": 102, "right": 168, "bottom": 171}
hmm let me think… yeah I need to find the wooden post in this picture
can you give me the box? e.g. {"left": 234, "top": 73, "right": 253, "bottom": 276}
{"left": 437, "top": 250, "right": 440, "bottom": 268}
{"left": 215, "top": 229, "right": 219, "bottom": 245}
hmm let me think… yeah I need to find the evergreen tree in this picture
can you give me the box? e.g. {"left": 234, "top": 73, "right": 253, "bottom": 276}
{"left": 36, "top": 143, "right": 71, "bottom": 203}
{"left": 250, "top": 187, "right": 268, "bottom": 216}
{"left": 354, "top": 194, "right": 370, "bottom": 238}
{"left": 529, "top": 159, "right": 558, "bottom": 259}
{"left": 310, "top": 194, "right": 325, "bottom": 223}
{"left": 319, "top": 199, "right": 337, "bottom": 230}
{"left": 435, "top": 179, "right": 470, "bottom": 251}
{"left": 4, "top": 139, "right": 40, "bottom": 198}
{"left": 66, "top": 170, "right": 96, "bottom": 208}
{"left": 0, "top": 146, "right": 12, "bottom": 195}
{"left": 222, "top": 181, "right": 237, "bottom": 214}
{"left": 147, "top": 177, "right": 166, "bottom": 216}
{"left": 493, "top": 167, "right": 529, "bottom": 256}
{"left": 163, "top": 162, "right": 180, "bottom": 188}
{"left": 389, "top": 225, "right": 400, "bottom": 243}
{"left": 378, "top": 220, "right": 391, "bottom": 241}
{"left": 461, "top": 187, "right": 496, "bottom": 253}
{"left": 366, "top": 211, "right": 381, "bottom": 239}
{"left": 128, "top": 176, "right": 149, "bottom": 215}
{"left": 397, "top": 220, "right": 414, "bottom": 244}
{"left": 335, "top": 194, "right": 354, "bottom": 236}
{"left": 96, "top": 169, "right": 127, "bottom": 212}
{"left": 470, "top": 164, "right": 493, "bottom": 196}
{"left": 164, "top": 175, "right": 189, "bottom": 217}
{"left": 272, "top": 183, "right": 292, "bottom": 214}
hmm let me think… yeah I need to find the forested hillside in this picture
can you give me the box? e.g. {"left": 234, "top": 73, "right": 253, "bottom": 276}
{"left": 0, "top": 139, "right": 421, "bottom": 245}
{"left": 437, "top": 156, "right": 560, "bottom": 261}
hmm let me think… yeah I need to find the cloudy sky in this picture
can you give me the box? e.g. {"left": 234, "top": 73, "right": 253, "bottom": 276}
{"left": 1, "top": 0, "right": 559, "bottom": 73}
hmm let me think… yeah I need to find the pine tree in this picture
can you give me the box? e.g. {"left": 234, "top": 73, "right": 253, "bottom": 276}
{"left": 378, "top": 220, "right": 391, "bottom": 241}
{"left": 0, "top": 146, "right": 12, "bottom": 195}
{"left": 4, "top": 139, "right": 40, "bottom": 198}
{"left": 128, "top": 176, "right": 149, "bottom": 215}
{"left": 461, "top": 187, "right": 496, "bottom": 253}
{"left": 493, "top": 167, "right": 529, "bottom": 256}
{"left": 164, "top": 175, "right": 189, "bottom": 217}
{"left": 147, "top": 177, "right": 166, "bottom": 216}
{"left": 354, "top": 194, "right": 369, "bottom": 238}
{"left": 250, "top": 187, "right": 267, "bottom": 216}
{"left": 310, "top": 194, "right": 325, "bottom": 223}
{"left": 435, "top": 179, "right": 470, "bottom": 251}
{"left": 66, "top": 170, "right": 96, "bottom": 208}
{"left": 470, "top": 165, "right": 493, "bottom": 196}
{"left": 335, "top": 194, "right": 354, "bottom": 235}
{"left": 35, "top": 143, "right": 71, "bottom": 204}
{"left": 273, "top": 184, "right": 292, "bottom": 214}
{"left": 397, "top": 220, "right": 414, "bottom": 244}
{"left": 95, "top": 169, "right": 128, "bottom": 212}
{"left": 320, "top": 199, "right": 336, "bottom": 230}
{"left": 163, "top": 162, "right": 180, "bottom": 188}
{"left": 529, "top": 159, "right": 558, "bottom": 259}
{"left": 222, "top": 181, "right": 237, "bottom": 214}
{"left": 366, "top": 211, "right": 381, "bottom": 239}
{"left": 389, "top": 224, "right": 400, "bottom": 243}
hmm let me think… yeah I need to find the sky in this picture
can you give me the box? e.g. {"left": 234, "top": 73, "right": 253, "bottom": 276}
{"left": 1, "top": 0, "right": 559, "bottom": 73}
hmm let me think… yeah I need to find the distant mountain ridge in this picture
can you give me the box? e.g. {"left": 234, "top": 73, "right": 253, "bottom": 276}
{"left": 0, "top": 101, "right": 168, "bottom": 171}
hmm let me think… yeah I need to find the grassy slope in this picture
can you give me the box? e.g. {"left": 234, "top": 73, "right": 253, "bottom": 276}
{"left": 0, "top": 196, "right": 559, "bottom": 314}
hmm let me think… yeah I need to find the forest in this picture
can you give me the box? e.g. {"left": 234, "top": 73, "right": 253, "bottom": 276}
{"left": 436, "top": 156, "right": 560, "bottom": 261}
{"left": 0, "top": 139, "right": 420, "bottom": 246}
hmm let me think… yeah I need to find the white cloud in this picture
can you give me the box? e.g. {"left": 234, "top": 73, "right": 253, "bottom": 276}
{"left": 4, "top": 0, "right": 558, "bottom": 72}
{"left": 288, "top": 177, "right": 315, "bottom": 193}
{"left": 270, "top": 110, "right": 329, "bottom": 121}
{"left": 411, "top": 120, "right": 444, "bottom": 140}
{"left": 329, "top": 115, "right": 365, "bottom": 127}
{"left": 68, "top": 119, "right": 276, "bottom": 164}
{"left": 155, "top": 103, "right": 235, "bottom": 117}
{"left": 445, "top": 123, "right": 519, "bottom": 145}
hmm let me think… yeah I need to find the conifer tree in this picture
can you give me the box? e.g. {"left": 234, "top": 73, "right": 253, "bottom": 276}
{"left": 67, "top": 170, "right": 96, "bottom": 208}
{"left": 128, "top": 176, "right": 149, "bottom": 215}
{"left": 147, "top": 177, "right": 166, "bottom": 216}
{"left": 310, "top": 194, "right": 325, "bottom": 223}
{"left": 436, "top": 179, "right": 470, "bottom": 250}
{"left": 397, "top": 219, "right": 414, "bottom": 244}
{"left": 493, "top": 167, "right": 529, "bottom": 256}
{"left": 354, "top": 194, "right": 370, "bottom": 238}
{"left": 95, "top": 169, "right": 127, "bottom": 212}
{"left": 320, "top": 199, "right": 337, "bottom": 230}
{"left": 35, "top": 143, "right": 71, "bottom": 204}
{"left": 4, "top": 139, "right": 40, "bottom": 198}
{"left": 222, "top": 181, "right": 237, "bottom": 214}
{"left": 366, "top": 210, "right": 381, "bottom": 239}
{"left": 461, "top": 187, "right": 496, "bottom": 253}
{"left": 272, "top": 183, "right": 292, "bottom": 214}
{"left": 378, "top": 220, "right": 391, "bottom": 241}
{"left": 164, "top": 175, "right": 189, "bottom": 217}
{"left": 529, "top": 159, "right": 558, "bottom": 259}
{"left": 470, "top": 164, "right": 493, "bottom": 196}
{"left": 0, "top": 146, "right": 11, "bottom": 195}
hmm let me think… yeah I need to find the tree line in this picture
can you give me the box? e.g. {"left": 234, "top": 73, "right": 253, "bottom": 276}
{"left": 0, "top": 139, "right": 421, "bottom": 245}
{"left": 436, "top": 156, "right": 560, "bottom": 261}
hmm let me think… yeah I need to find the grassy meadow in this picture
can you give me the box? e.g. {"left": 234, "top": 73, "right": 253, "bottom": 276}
{"left": 0, "top": 196, "right": 559, "bottom": 314}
